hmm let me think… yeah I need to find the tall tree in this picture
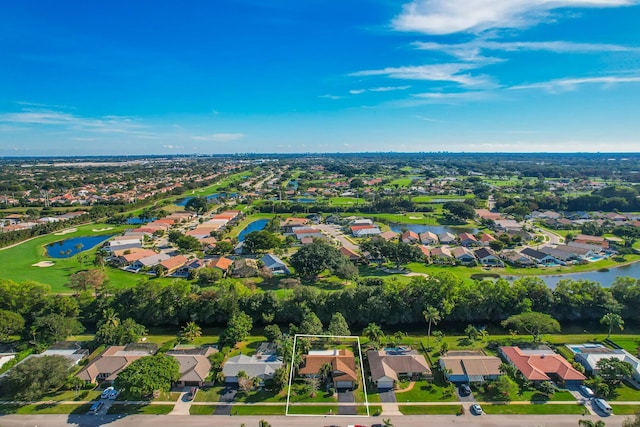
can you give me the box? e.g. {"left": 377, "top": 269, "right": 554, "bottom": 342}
{"left": 0, "top": 309, "right": 25, "bottom": 342}
{"left": 597, "top": 357, "right": 634, "bottom": 386}
{"left": 423, "top": 306, "right": 441, "bottom": 350}
{"left": 363, "top": 323, "right": 384, "bottom": 347}
{"left": 501, "top": 311, "right": 561, "bottom": 343}
{"left": 3, "top": 355, "right": 73, "bottom": 400}
{"left": 327, "top": 312, "right": 351, "bottom": 337}
{"left": 220, "top": 311, "right": 253, "bottom": 347}
{"left": 289, "top": 240, "right": 344, "bottom": 281}
{"left": 600, "top": 312, "right": 624, "bottom": 338}
{"left": 299, "top": 311, "right": 323, "bottom": 336}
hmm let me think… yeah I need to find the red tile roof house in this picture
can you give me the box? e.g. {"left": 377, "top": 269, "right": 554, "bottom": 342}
{"left": 458, "top": 232, "right": 478, "bottom": 247}
{"left": 339, "top": 246, "right": 361, "bottom": 261}
{"left": 210, "top": 256, "right": 233, "bottom": 274}
{"left": 401, "top": 231, "right": 419, "bottom": 244}
{"left": 499, "top": 346, "right": 586, "bottom": 387}
{"left": 298, "top": 349, "right": 358, "bottom": 389}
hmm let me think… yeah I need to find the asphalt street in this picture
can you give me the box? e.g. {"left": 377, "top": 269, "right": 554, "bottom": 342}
{"left": 0, "top": 414, "right": 629, "bottom": 427}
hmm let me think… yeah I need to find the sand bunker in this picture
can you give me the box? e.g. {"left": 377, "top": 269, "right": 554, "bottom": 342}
{"left": 408, "top": 216, "right": 423, "bottom": 219}
{"left": 92, "top": 227, "right": 113, "bottom": 232}
{"left": 32, "top": 261, "right": 54, "bottom": 268}
{"left": 54, "top": 228, "right": 77, "bottom": 236}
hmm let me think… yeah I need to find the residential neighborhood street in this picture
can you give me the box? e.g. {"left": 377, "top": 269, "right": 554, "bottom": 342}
{"left": 0, "top": 414, "right": 630, "bottom": 427}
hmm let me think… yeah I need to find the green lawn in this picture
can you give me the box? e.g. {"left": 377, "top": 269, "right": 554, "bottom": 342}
{"left": 107, "top": 403, "right": 174, "bottom": 415}
{"left": 481, "top": 403, "right": 586, "bottom": 414}
{"left": 286, "top": 405, "right": 338, "bottom": 415}
{"left": 399, "top": 404, "right": 462, "bottom": 415}
{"left": 189, "top": 404, "right": 217, "bottom": 415}
{"left": 235, "top": 389, "right": 287, "bottom": 403}
{"left": 395, "top": 380, "right": 459, "bottom": 403}
{"left": 232, "top": 404, "right": 286, "bottom": 415}
{"left": 610, "top": 338, "right": 640, "bottom": 354}
{"left": 193, "top": 386, "right": 225, "bottom": 402}
{"left": 0, "top": 222, "right": 168, "bottom": 292}
{"left": 610, "top": 404, "right": 640, "bottom": 415}
{"left": 610, "top": 382, "right": 640, "bottom": 401}
{"left": 39, "top": 389, "right": 102, "bottom": 402}
{"left": 0, "top": 403, "right": 91, "bottom": 415}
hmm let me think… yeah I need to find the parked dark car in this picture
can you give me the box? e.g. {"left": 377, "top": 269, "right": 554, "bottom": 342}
{"left": 459, "top": 383, "right": 472, "bottom": 395}
{"left": 186, "top": 387, "right": 197, "bottom": 401}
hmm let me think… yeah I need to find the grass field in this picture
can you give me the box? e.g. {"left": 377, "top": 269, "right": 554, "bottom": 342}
{"left": 399, "top": 404, "right": 462, "bottom": 415}
{"left": 610, "top": 404, "right": 640, "bottom": 415}
{"left": 286, "top": 404, "right": 338, "bottom": 415}
{"left": 189, "top": 405, "right": 217, "bottom": 415}
{"left": 481, "top": 403, "right": 585, "bottom": 414}
{"left": 0, "top": 403, "right": 91, "bottom": 415}
{"left": 395, "top": 380, "right": 459, "bottom": 403}
{"left": 107, "top": 403, "right": 174, "bottom": 415}
{"left": 232, "top": 404, "right": 286, "bottom": 415}
{"left": 0, "top": 222, "right": 169, "bottom": 292}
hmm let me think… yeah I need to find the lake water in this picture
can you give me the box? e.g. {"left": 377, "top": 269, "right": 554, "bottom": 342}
{"left": 507, "top": 261, "right": 640, "bottom": 288}
{"left": 46, "top": 235, "right": 113, "bottom": 258}
{"left": 389, "top": 222, "right": 478, "bottom": 235}
{"left": 238, "top": 219, "right": 269, "bottom": 242}
{"left": 126, "top": 217, "right": 156, "bottom": 224}
{"left": 175, "top": 192, "right": 239, "bottom": 207}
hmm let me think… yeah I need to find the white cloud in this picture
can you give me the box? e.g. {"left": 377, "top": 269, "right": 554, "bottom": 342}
{"left": 413, "top": 39, "right": 640, "bottom": 61}
{"left": 349, "top": 89, "right": 366, "bottom": 95}
{"left": 190, "top": 133, "right": 245, "bottom": 142}
{"left": 509, "top": 75, "right": 640, "bottom": 91}
{"left": 319, "top": 94, "right": 342, "bottom": 100}
{"left": 393, "top": 0, "right": 639, "bottom": 35}
{"left": 369, "top": 85, "right": 412, "bottom": 92}
{"left": 350, "top": 63, "right": 494, "bottom": 87}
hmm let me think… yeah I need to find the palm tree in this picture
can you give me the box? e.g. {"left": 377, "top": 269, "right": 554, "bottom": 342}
{"left": 383, "top": 418, "right": 394, "bottom": 427}
{"left": 499, "top": 362, "right": 517, "bottom": 379}
{"left": 423, "top": 306, "right": 441, "bottom": 350}
{"left": 319, "top": 362, "right": 333, "bottom": 390}
{"left": 600, "top": 313, "right": 624, "bottom": 339}
{"left": 578, "top": 420, "right": 606, "bottom": 427}
{"left": 101, "top": 308, "right": 120, "bottom": 328}
{"left": 180, "top": 321, "right": 203, "bottom": 343}
{"left": 363, "top": 323, "right": 385, "bottom": 348}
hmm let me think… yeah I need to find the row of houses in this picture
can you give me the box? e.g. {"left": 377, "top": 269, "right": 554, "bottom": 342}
{"left": 0, "top": 211, "right": 87, "bottom": 233}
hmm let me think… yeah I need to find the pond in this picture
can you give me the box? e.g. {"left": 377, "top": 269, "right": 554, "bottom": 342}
{"left": 126, "top": 217, "right": 156, "bottom": 224}
{"left": 507, "top": 261, "right": 640, "bottom": 288}
{"left": 175, "top": 192, "right": 239, "bottom": 207}
{"left": 389, "top": 222, "right": 478, "bottom": 236}
{"left": 297, "top": 198, "right": 315, "bottom": 203}
{"left": 46, "top": 235, "right": 113, "bottom": 258}
{"left": 237, "top": 219, "right": 270, "bottom": 242}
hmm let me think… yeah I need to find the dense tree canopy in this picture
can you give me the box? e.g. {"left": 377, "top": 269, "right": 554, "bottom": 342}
{"left": 501, "top": 312, "right": 561, "bottom": 342}
{"left": 0, "top": 309, "right": 25, "bottom": 342}
{"left": 115, "top": 355, "right": 180, "bottom": 400}
{"left": 3, "top": 355, "right": 73, "bottom": 400}
{"left": 289, "top": 240, "right": 345, "bottom": 280}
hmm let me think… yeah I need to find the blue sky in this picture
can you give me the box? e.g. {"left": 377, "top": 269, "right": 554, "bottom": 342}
{"left": 1, "top": 0, "right": 640, "bottom": 155}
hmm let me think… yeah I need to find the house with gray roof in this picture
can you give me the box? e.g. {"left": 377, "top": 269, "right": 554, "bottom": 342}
{"left": 222, "top": 350, "right": 283, "bottom": 386}
{"left": 261, "top": 254, "right": 290, "bottom": 274}
{"left": 167, "top": 346, "right": 217, "bottom": 387}
{"left": 77, "top": 343, "right": 157, "bottom": 383}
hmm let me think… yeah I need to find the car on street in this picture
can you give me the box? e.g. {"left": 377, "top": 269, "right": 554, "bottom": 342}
{"left": 101, "top": 387, "right": 114, "bottom": 399}
{"left": 470, "top": 403, "right": 483, "bottom": 415}
{"left": 580, "top": 385, "right": 595, "bottom": 398}
{"left": 459, "top": 383, "right": 472, "bottom": 395}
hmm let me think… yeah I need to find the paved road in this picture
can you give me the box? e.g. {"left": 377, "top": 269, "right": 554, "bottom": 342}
{"left": 0, "top": 414, "right": 629, "bottom": 427}
{"left": 316, "top": 224, "right": 359, "bottom": 252}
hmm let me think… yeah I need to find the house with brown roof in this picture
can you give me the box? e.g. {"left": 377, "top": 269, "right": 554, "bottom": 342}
{"left": 115, "top": 249, "right": 158, "bottom": 266}
{"left": 499, "top": 346, "right": 586, "bottom": 386}
{"left": 401, "top": 231, "right": 419, "bottom": 244}
{"left": 429, "top": 246, "right": 453, "bottom": 264}
{"left": 339, "top": 246, "right": 361, "bottom": 262}
{"left": 368, "top": 348, "right": 431, "bottom": 389}
{"left": 167, "top": 346, "right": 217, "bottom": 387}
{"left": 439, "top": 353, "right": 502, "bottom": 383}
{"left": 210, "top": 256, "right": 233, "bottom": 273}
{"left": 299, "top": 349, "right": 358, "bottom": 389}
{"left": 378, "top": 231, "right": 398, "bottom": 241}
{"left": 452, "top": 246, "right": 476, "bottom": 265}
{"left": 159, "top": 255, "right": 189, "bottom": 275}
{"left": 419, "top": 231, "right": 438, "bottom": 245}
{"left": 77, "top": 344, "right": 157, "bottom": 384}
{"left": 458, "top": 232, "right": 478, "bottom": 247}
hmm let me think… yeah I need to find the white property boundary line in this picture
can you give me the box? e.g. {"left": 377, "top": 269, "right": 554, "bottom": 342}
{"left": 285, "top": 334, "right": 370, "bottom": 417}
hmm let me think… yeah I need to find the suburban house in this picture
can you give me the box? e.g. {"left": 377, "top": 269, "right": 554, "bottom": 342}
{"left": 130, "top": 253, "right": 171, "bottom": 270}
{"left": 176, "top": 258, "right": 207, "bottom": 276}
{"left": 479, "top": 233, "right": 497, "bottom": 246}
{"left": 351, "top": 225, "right": 382, "bottom": 238}
{"left": 439, "top": 352, "right": 502, "bottom": 383}
{"left": 429, "top": 246, "right": 453, "bottom": 264}
{"left": 298, "top": 349, "right": 358, "bottom": 389}
{"left": 159, "top": 255, "right": 189, "bottom": 275}
{"left": 539, "top": 247, "right": 576, "bottom": 264}
{"left": 438, "top": 232, "right": 456, "bottom": 244}
{"left": 232, "top": 258, "right": 260, "bottom": 278}
{"left": 367, "top": 348, "right": 431, "bottom": 389}
{"left": 499, "top": 346, "right": 586, "bottom": 386}
{"left": 452, "top": 246, "right": 476, "bottom": 265}
{"left": 339, "top": 246, "right": 361, "bottom": 262}
{"left": 292, "top": 227, "right": 324, "bottom": 240}
{"left": 458, "top": 232, "right": 478, "bottom": 247}
{"left": 210, "top": 256, "right": 233, "bottom": 273}
{"left": 222, "top": 343, "right": 283, "bottom": 386}
{"left": 113, "top": 249, "right": 157, "bottom": 266}
{"left": 167, "top": 346, "right": 217, "bottom": 387}
{"left": 419, "top": 231, "right": 438, "bottom": 245}
{"left": 77, "top": 343, "right": 158, "bottom": 383}
{"left": 569, "top": 344, "right": 640, "bottom": 383}
{"left": 474, "top": 247, "right": 503, "bottom": 267}
{"left": 261, "top": 254, "right": 290, "bottom": 274}
{"left": 378, "top": 231, "right": 398, "bottom": 241}
{"left": 401, "top": 230, "right": 419, "bottom": 244}
{"left": 573, "top": 234, "right": 609, "bottom": 249}
{"left": 520, "top": 248, "right": 560, "bottom": 265}
{"left": 501, "top": 251, "right": 536, "bottom": 267}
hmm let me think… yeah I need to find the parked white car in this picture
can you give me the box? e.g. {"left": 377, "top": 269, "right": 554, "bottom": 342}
{"left": 101, "top": 387, "right": 114, "bottom": 399}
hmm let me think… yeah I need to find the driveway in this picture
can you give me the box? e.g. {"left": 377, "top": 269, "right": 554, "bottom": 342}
{"left": 378, "top": 389, "right": 396, "bottom": 403}
{"left": 213, "top": 386, "right": 237, "bottom": 415}
{"left": 169, "top": 387, "right": 195, "bottom": 416}
{"left": 336, "top": 388, "right": 356, "bottom": 415}
{"left": 316, "top": 224, "right": 359, "bottom": 252}
{"left": 456, "top": 385, "right": 476, "bottom": 403}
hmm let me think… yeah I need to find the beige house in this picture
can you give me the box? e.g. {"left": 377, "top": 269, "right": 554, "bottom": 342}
{"left": 77, "top": 344, "right": 157, "bottom": 383}
{"left": 368, "top": 348, "right": 431, "bottom": 389}
{"left": 167, "top": 347, "right": 217, "bottom": 387}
